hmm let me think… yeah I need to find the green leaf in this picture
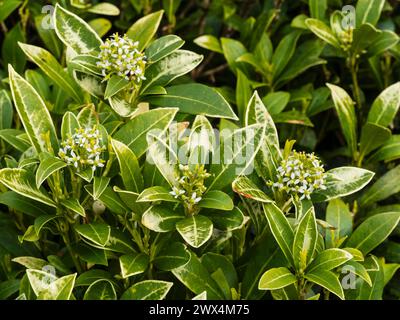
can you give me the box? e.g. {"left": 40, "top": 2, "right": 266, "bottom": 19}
{"left": 383, "top": 263, "right": 400, "bottom": 286}
{"left": 359, "top": 123, "right": 391, "bottom": 158}
{"left": 293, "top": 207, "right": 318, "bottom": 271}
{"left": 27, "top": 270, "right": 76, "bottom": 300}
{"left": 172, "top": 251, "right": 224, "bottom": 299}
{"left": 34, "top": 214, "right": 58, "bottom": 235}
{"left": 368, "top": 135, "right": 400, "bottom": 163}
{"left": 154, "top": 242, "right": 190, "bottom": 271}
{"left": 367, "top": 82, "right": 400, "bottom": 127}
{"left": 119, "top": 253, "right": 149, "bottom": 278}
{"left": 12, "top": 256, "right": 47, "bottom": 270}
{"left": 327, "top": 83, "right": 357, "bottom": 157}
{"left": 208, "top": 124, "right": 265, "bottom": 190}
{"left": 198, "top": 190, "right": 233, "bottom": 211}
{"left": 203, "top": 206, "right": 246, "bottom": 231}
{"left": 19, "top": 225, "right": 40, "bottom": 243}
{"left": 356, "top": 0, "right": 385, "bottom": 27}
{"left": 306, "top": 19, "right": 340, "bottom": 48}
{"left": 0, "top": 129, "right": 30, "bottom": 152}
{"left": 0, "top": 1, "right": 22, "bottom": 22}
{"left": 127, "top": 10, "right": 164, "bottom": 52}
{"left": 367, "top": 30, "right": 399, "bottom": 57}
{"left": 304, "top": 269, "right": 344, "bottom": 299}
{"left": 75, "top": 223, "right": 111, "bottom": 247}
{"left": 194, "top": 35, "right": 222, "bottom": 54}
{"left": 121, "top": 280, "right": 172, "bottom": 300}
{"left": 346, "top": 212, "right": 400, "bottom": 255}
{"left": 114, "top": 108, "right": 178, "bottom": 158}
{"left": 104, "top": 76, "right": 129, "bottom": 99}
{"left": 141, "top": 50, "right": 203, "bottom": 93}
{"left": 258, "top": 267, "right": 297, "bottom": 290}
{"left": 75, "top": 270, "right": 115, "bottom": 287}
{"left": 232, "top": 176, "right": 272, "bottom": 203}
{"left": 0, "top": 168, "right": 56, "bottom": 207}
{"left": 19, "top": 43, "right": 83, "bottom": 103}
{"left": 34, "top": 15, "right": 62, "bottom": 59}
{"left": 236, "top": 70, "right": 252, "bottom": 121}
{"left": 35, "top": 156, "right": 67, "bottom": 188}
{"left": 137, "top": 186, "right": 179, "bottom": 203}
{"left": 8, "top": 65, "right": 58, "bottom": 153}
{"left": 2, "top": 23, "right": 26, "bottom": 74}
{"left": 220, "top": 37, "right": 248, "bottom": 75}
{"left": 61, "top": 112, "right": 80, "bottom": 141}
{"left": 351, "top": 23, "right": 381, "bottom": 55}
{"left": 89, "top": 18, "right": 111, "bottom": 37}
{"left": 263, "top": 203, "right": 295, "bottom": 266}
{"left": 275, "top": 39, "right": 326, "bottom": 88}
{"left": 262, "top": 91, "right": 290, "bottom": 115}
{"left": 0, "top": 90, "right": 13, "bottom": 130}
{"left": 38, "top": 273, "right": 76, "bottom": 300}
{"left": 325, "top": 199, "right": 353, "bottom": 248}
{"left": 75, "top": 243, "right": 108, "bottom": 266}
{"left": 111, "top": 139, "right": 143, "bottom": 193}
{"left": 107, "top": 93, "right": 135, "bottom": 117}
{"left": 176, "top": 215, "right": 213, "bottom": 248}
{"left": 26, "top": 269, "right": 57, "bottom": 296}
{"left": 306, "top": 248, "right": 352, "bottom": 273}
{"left": 312, "top": 167, "right": 374, "bottom": 202}
{"left": 83, "top": 279, "right": 116, "bottom": 300}
{"left": 309, "top": 0, "right": 327, "bottom": 20}
{"left": 69, "top": 54, "right": 102, "bottom": 76}
{"left": 356, "top": 256, "right": 384, "bottom": 299}
{"left": 147, "top": 83, "right": 238, "bottom": 120}
{"left": 87, "top": 3, "right": 120, "bottom": 16}
{"left": 344, "top": 260, "right": 372, "bottom": 286}
{"left": 141, "top": 205, "right": 184, "bottom": 232}
{"left": 0, "top": 279, "right": 20, "bottom": 299}
{"left": 146, "top": 133, "right": 179, "bottom": 187}
{"left": 73, "top": 71, "right": 105, "bottom": 98}
{"left": 360, "top": 165, "right": 400, "bottom": 207}
{"left": 60, "top": 199, "right": 86, "bottom": 217}
{"left": 246, "top": 91, "right": 282, "bottom": 181}
{"left": 272, "top": 110, "right": 314, "bottom": 127}
{"left": 145, "top": 35, "right": 185, "bottom": 63}
{"left": 54, "top": 4, "right": 102, "bottom": 54}
{"left": 272, "top": 31, "right": 302, "bottom": 80}
{"left": 92, "top": 176, "right": 110, "bottom": 200}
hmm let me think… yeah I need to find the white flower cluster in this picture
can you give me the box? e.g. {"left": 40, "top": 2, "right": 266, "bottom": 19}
{"left": 169, "top": 164, "right": 210, "bottom": 213}
{"left": 271, "top": 151, "right": 327, "bottom": 200}
{"left": 58, "top": 127, "right": 106, "bottom": 173}
{"left": 97, "top": 33, "right": 146, "bottom": 83}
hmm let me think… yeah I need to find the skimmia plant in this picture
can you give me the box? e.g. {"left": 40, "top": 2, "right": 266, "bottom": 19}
{"left": 0, "top": 0, "right": 399, "bottom": 301}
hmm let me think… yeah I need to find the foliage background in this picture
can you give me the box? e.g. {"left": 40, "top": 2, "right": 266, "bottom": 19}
{"left": 0, "top": 0, "right": 400, "bottom": 300}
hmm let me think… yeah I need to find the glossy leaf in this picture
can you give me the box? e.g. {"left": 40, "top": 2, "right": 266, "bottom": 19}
{"left": 121, "top": 280, "right": 172, "bottom": 300}
{"left": 346, "top": 212, "right": 400, "bottom": 255}
{"left": 0, "top": 168, "right": 56, "bottom": 207}
{"left": 8, "top": 65, "right": 58, "bottom": 153}
{"left": 126, "top": 10, "right": 164, "bottom": 52}
{"left": 54, "top": 4, "right": 102, "bottom": 54}
{"left": 258, "top": 267, "right": 297, "bottom": 290}
{"left": 141, "top": 206, "right": 184, "bottom": 232}
{"left": 176, "top": 215, "right": 213, "bottom": 248}
{"left": 147, "top": 83, "right": 238, "bottom": 120}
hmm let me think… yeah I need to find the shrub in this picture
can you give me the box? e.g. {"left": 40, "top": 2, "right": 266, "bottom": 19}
{"left": 0, "top": 0, "right": 399, "bottom": 300}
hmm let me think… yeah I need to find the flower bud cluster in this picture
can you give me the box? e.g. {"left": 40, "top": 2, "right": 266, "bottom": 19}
{"left": 269, "top": 151, "right": 326, "bottom": 200}
{"left": 58, "top": 127, "right": 106, "bottom": 173}
{"left": 170, "top": 164, "right": 211, "bottom": 213}
{"left": 97, "top": 33, "right": 146, "bottom": 83}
